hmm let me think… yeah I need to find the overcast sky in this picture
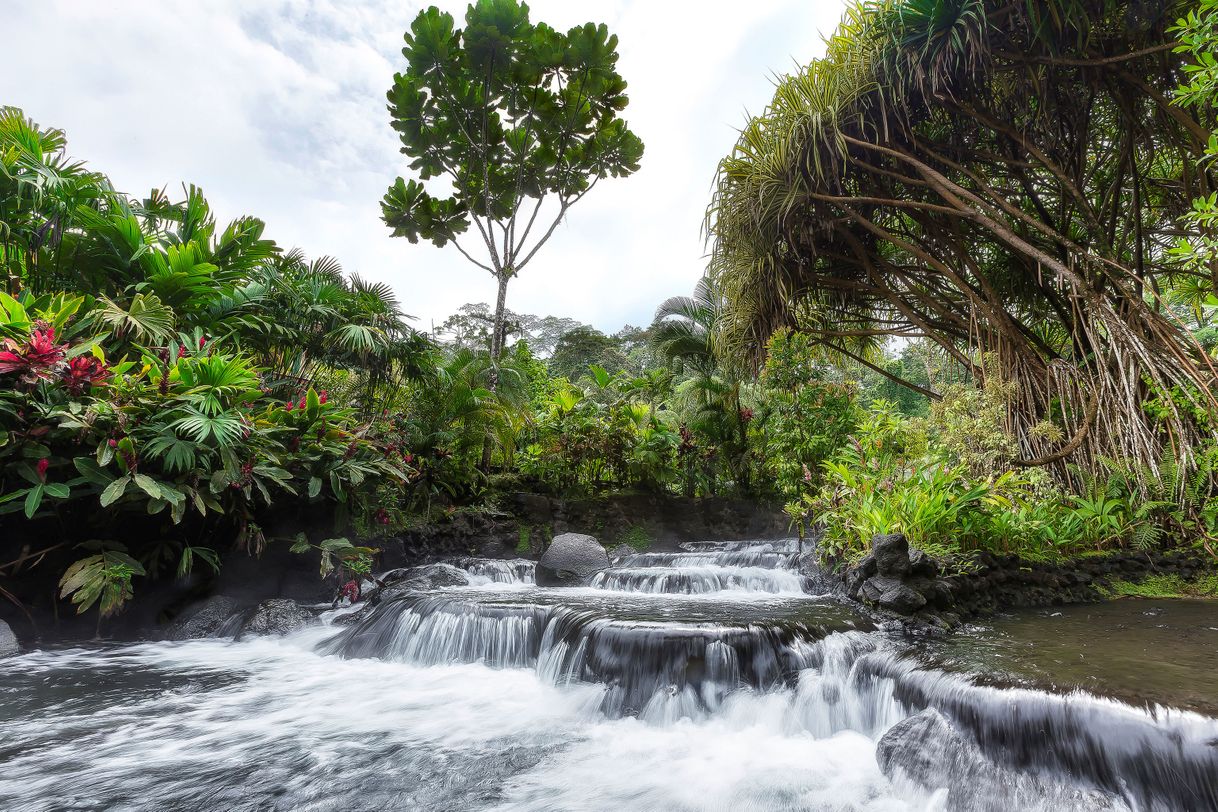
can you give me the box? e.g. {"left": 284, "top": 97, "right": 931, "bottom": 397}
{"left": 3, "top": 0, "right": 846, "bottom": 334}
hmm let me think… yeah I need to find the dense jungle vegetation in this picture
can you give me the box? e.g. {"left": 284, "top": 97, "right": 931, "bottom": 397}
{"left": 2, "top": 0, "right": 1217, "bottom": 624}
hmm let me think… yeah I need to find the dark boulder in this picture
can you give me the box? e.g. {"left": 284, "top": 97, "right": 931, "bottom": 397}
{"left": 860, "top": 575, "right": 904, "bottom": 604}
{"left": 369, "top": 563, "right": 470, "bottom": 605}
{"left": 236, "top": 598, "right": 318, "bottom": 638}
{"left": 872, "top": 533, "right": 911, "bottom": 576}
{"left": 908, "top": 549, "right": 938, "bottom": 578}
{"left": 164, "top": 595, "right": 245, "bottom": 641}
{"left": 844, "top": 554, "right": 878, "bottom": 598}
{"left": 877, "top": 583, "right": 927, "bottom": 614}
{"left": 536, "top": 532, "right": 609, "bottom": 586}
{"left": 0, "top": 619, "right": 18, "bottom": 657}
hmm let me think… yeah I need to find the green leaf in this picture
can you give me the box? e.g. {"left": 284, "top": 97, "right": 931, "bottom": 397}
{"left": 289, "top": 532, "right": 311, "bottom": 554}
{"left": 133, "top": 473, "right": 163, "bottom": 500}
{"left": 23, "top": 485, "right": 44, "bottom": 519}
{"left": 75, "top": 456, "right": 115, "bottom": 486}
{"left": 100, "top": 475, "right": 131, "bottom": 507}
{"left": 44, "top": 483, "right": 70, "bottom": 499}
{"left": 308, "top": 476, "right": 322, "bottom": 498}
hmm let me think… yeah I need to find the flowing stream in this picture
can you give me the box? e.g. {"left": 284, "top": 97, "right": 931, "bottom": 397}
{"left": 1, "top": 539, "right": 1216, "bottom": 811}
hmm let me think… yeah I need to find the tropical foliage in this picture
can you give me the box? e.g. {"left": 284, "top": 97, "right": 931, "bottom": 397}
{"left": 706, "top": 0, "right": 1218, "bottom": 504}
{"left": 0, "top": 109, "right": 421, "bottom": 622}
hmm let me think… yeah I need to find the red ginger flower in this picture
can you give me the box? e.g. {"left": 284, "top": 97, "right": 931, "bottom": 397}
{"left": 62, "top": 355, "right": 110, "bottom": 395}
{"left": 0, "top": 329, "right": 67, "bottom": 383}
{"left": 36, "top": 458, "right": 49, "bottom": 481}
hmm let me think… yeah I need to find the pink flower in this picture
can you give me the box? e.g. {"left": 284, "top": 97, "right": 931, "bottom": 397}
{"left": 35, "top": 458, "right": 49, "bottom": 481}
{"left": 285, "top": 401, "right": 295, "bottom": 412}
{"left": 319, "top": 391, "right": 328, "bottom": 405}
{"left": 340, "top": 580, "right": 360, "bottom": 602}
{"left": 198, "top": 335, "right": 207, "bottom": 349}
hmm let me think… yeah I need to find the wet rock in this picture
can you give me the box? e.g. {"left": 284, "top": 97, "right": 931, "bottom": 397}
{"left": 368, "top": 563, "right": 471, "bottom": 606}
{"left": 877, "top": 708, "right": 1121, "bottom": 811}
{"left": 236, "top": 598, "right": 317, "bottom": 638}
{"left": 164, "top": 595, "right": 245, "bottom": 640}
{"left": 877, "top": 583, "right": 927, "bottom": 614}
{"left": 0, "top": 619, "right": 18, "bottom": 657}
{"left": 872, "top": 533, "right": 911, "bottom": 577}
{"left": 608, "top": 543, "right": 635, "bottom": 561}
{"left": 536, "top": 532, "right": 609, "bottom": 586}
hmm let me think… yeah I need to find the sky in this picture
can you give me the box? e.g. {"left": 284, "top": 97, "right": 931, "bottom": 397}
{"left": 3, "top": 0, "right": 847, "bottom": 335}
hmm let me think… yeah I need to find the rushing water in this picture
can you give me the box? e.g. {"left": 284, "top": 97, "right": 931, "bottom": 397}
{"left": 1, "top": 539, "right": 1215, "bottom": 811}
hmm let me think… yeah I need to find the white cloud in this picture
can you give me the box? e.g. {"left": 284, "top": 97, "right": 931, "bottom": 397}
{"left": 1, "top": 0, "right": 847, "bottom": 333}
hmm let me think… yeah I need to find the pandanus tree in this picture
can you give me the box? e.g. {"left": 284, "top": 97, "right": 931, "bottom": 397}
{"left": 707, "top": 0, "right": 1218, "bottom": 498}
{"left": 381, "top": 0, "right": 644, "bottom": 378}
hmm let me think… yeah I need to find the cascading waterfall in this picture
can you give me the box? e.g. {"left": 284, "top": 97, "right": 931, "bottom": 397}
{"left": 0, "top": 536, "right": 1214, "bottom": 811}
{"left": 456, "top": 557, "right": 536, "bottom": 584}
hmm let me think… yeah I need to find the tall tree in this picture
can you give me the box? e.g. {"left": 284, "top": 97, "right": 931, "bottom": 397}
{"left": 707, "top": 0, "right": 1217, "bottom": 494}
{"left": 381, "top": 0, "right": 644, "bottom": 382}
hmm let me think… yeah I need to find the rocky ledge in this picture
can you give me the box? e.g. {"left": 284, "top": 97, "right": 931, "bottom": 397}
{"left": 840, "top": 533, "right": 1215, "bottom": 627}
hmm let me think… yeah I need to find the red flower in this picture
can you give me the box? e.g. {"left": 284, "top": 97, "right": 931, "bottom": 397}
{"left": 374, "top": 508, "right": 391, "bottom": 526}
{"left": 198, "top": 335, "right": 207, "bottom": 349}
{"left": 0, "top": 329, "right": 67, "bottom": 383}
{"left": 35, "top": 458, "right": 49, "bottom": 481}
{"left": 285, "top": 401, "right": 295, "bottom": 412}
{"left": 62, "top": 355, "right": 110, "bottom": 395}
{"left": 177, "top": 346, "right": 186, "bottom": 359}
{"left": 319, "top": 391, "right": 328, "bottom": 405}
{"left": 108, "top": 439, "right": 118, "bottom": 448}
{"left": 340, "top": 580, "right": 360, "bottom": 602}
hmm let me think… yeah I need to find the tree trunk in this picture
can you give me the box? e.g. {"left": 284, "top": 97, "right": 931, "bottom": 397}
{"left": 481, "top": 271, "right": 511, "bottom": 472}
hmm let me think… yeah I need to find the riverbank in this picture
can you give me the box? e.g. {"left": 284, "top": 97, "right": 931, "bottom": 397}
{"left": 833, "top": 532, "right": 1218, "bottom": 629}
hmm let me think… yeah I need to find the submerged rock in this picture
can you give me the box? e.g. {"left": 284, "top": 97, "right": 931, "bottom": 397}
{"left": 877, "top": 708, "right": 1121, "bottom": 811}
{"left": 536, "top": 532, "right": 609, "bottom": 586}
{"left": 164, "top": 595, "right": 245, "bottom": 640}
{"left": 0, "top": 619, "right": 18, "bottom": 657}
{"left": 236, "top": 598, "right": 317, "bottom": 638}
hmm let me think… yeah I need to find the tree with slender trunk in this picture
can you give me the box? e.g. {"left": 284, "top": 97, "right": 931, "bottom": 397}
{"left": 381, "top": 0, "right": 644, "bottom": 384}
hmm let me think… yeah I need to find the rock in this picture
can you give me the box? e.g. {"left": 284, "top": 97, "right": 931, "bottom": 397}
{"left": 922, "top": 579, "right": 956, "bottom": 610}
{"left": 860, "top": 575, "right": 904, "bottom": 604}
{"left": 908, "top": 549, "right": 938, "bottom": 578}
{"left": 872, "top": 533, "right": 911, "bottom": 577}
{"left": 236, "top": 598, "right": 317, "bottom": 638}
{"left": 164, "top": 595, "right": 245, "bottom": 640}
{"left": 0, "top": 619, "right": 18, "bottom": 657}
{"left": 608, "top": 543, "right": 634, "bottom": 560}
{"left": 368, "top": 563, "right": 471, "bottom": 606}
{"left": 878, "top": 583, "right": 928, "bottom": 614}
{"left": 537, "top": 532, "right": 609, "bottom": 586}
{"left": 844, "top": 554, "right": 878, "bottom": 598}
{"left": 877, "top": 708, "right": 1122, "bottom": 811}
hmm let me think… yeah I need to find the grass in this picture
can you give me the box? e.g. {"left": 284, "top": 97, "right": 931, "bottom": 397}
{"left": 1100, "top": 574, "right": 1218, "bottom": 599}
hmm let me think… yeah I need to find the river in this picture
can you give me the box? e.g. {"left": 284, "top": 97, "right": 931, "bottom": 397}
{"left": 0, "top": 539, "right": 1215, "bottom": 811}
